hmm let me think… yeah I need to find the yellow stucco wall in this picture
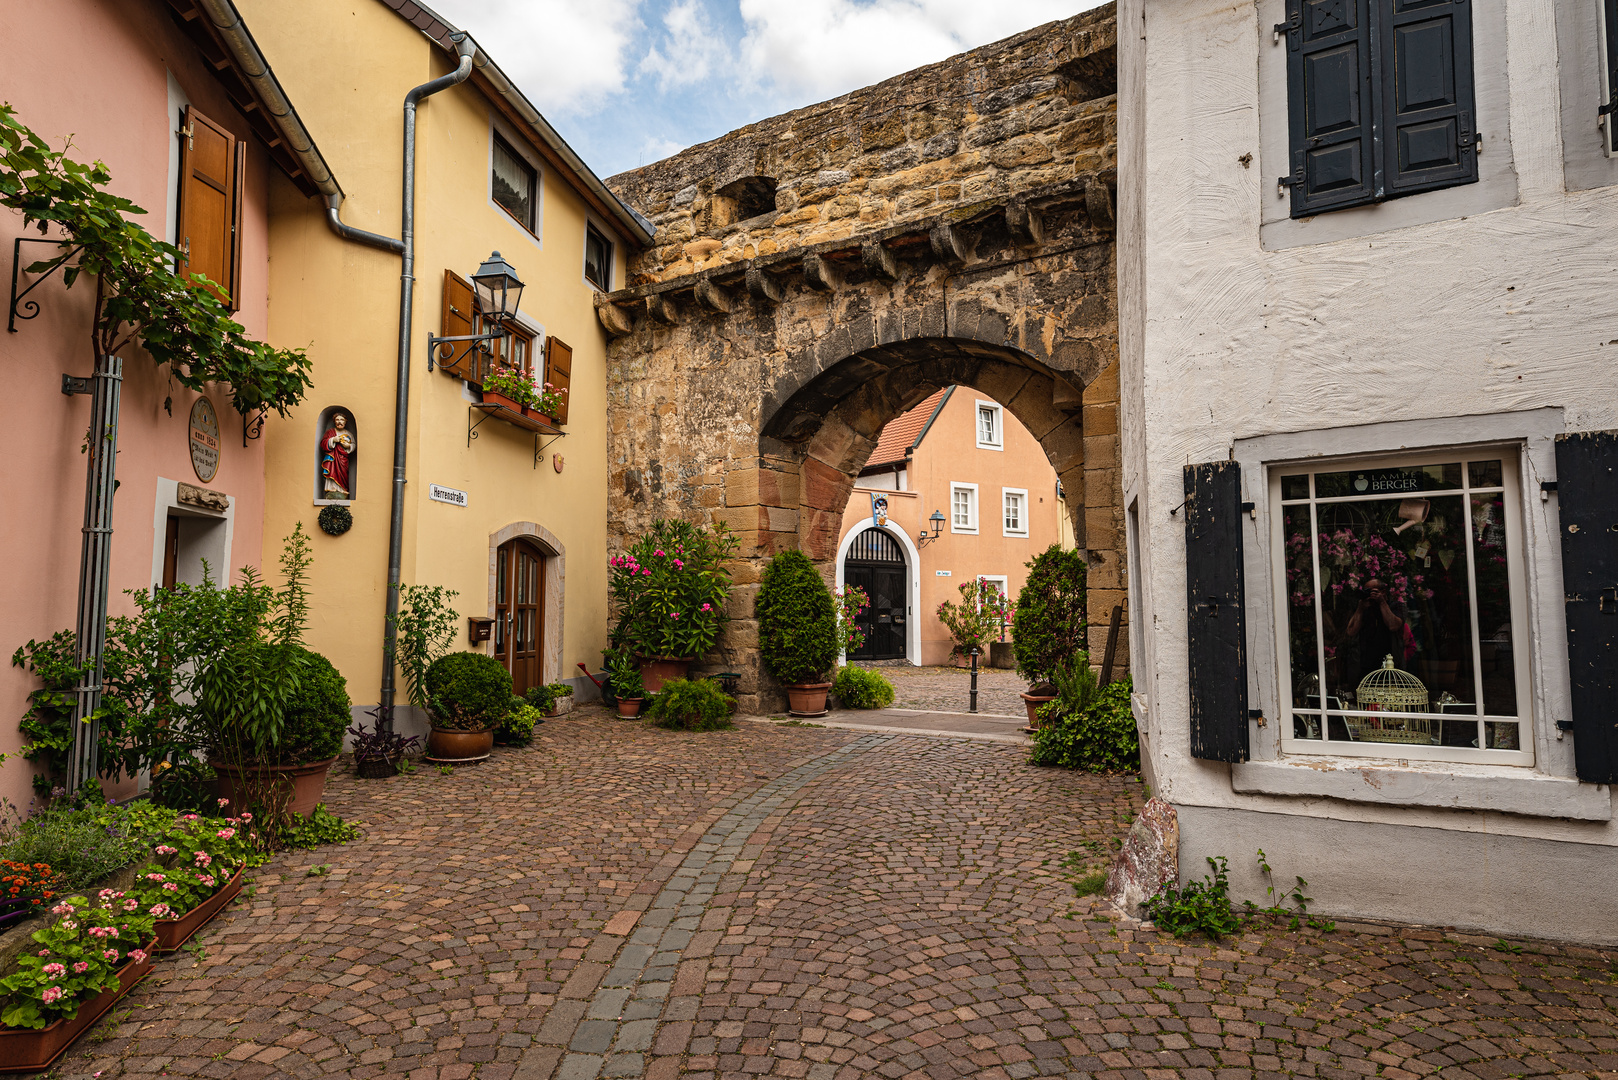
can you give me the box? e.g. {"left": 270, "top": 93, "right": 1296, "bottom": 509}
{"left": 243, "top": 0, "right": 623, "bottom": 710}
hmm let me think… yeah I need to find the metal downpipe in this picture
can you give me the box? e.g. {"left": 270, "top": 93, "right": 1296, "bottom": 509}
{"left": 379, "top": 39, "right": 475, "bottom": 726}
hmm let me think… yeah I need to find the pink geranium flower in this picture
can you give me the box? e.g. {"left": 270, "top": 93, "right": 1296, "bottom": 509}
{"left": 128, "top": 949, "right": 148, "bottom": 964}
{"left": 40, "top": 986, "right": 63, "bottom": 1004}
{"left": 42, "top": 963, "right": 64, "bottom": 979}
{"left": 72, "top": 962, "right": 89, "bottom": 974}
{"left": 216, "top": 828, "right": 235, "bottom": 840}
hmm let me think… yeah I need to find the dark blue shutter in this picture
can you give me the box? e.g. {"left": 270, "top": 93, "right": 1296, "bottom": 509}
{"left": 1381, "top": 0, "right": 1477, "bottom": 196}
{"left": 1184, "top": 462, "right": 1249, "bottom": 763}
{"left": 1554, "top": 432, "right": 1618, "bottom": 785}
{"left": 1285, "top": 0, "right": 1379, "bottom": 215}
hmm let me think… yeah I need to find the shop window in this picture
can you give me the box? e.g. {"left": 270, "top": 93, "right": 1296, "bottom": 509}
{"left": 584, "top": 224, "right": 612, "bottom": 290}
{"left": 492, "top": 133, "right": 537, "bottom": 232}
{"left": 1002, "top": 488, "right": 1028, "bottom": 536}
{"left": 951, "top": 483, "right": 978, "bottom": 533}
{"left": 176, "top": 105, "right": 244, "bottom": 310}
{"left": 1279, "top": 0, "right": 1477, "bottom": 217}
{"left": 976, "top": 401, "right": 1003, "bottom": 449}
{"left": 1273, "top": 449, "right": 1532, "bottom": 765}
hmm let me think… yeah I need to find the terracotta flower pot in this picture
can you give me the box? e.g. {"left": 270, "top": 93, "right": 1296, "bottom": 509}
{"left": 786, "top": 682, "right": 832, "bottom": 717}
{"left": 638, "top": 656, "right": 693, "bottom": 694}
{"left": 211, "top": 757, "right": 337, "bottom": 819}
{"left": 426, "top": 728, "right": 495, "bottom": 760}
{"left": 154, "top": 865, "right": 244, "bottom": 953}
{"left": 0, "top": 939, "right": 155, "bottom": 1074}
{"left": 616, "top": 697, "right": 644, "bottom": 718}
{"left": 1021, "top": 692, "right": 1056, "bottom": 728}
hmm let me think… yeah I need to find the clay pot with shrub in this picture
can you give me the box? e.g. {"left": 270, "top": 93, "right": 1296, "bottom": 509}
{"left": 422, "top": 652, "right": 512, "bottom": 760}
{"left": 757, "top": 550, "right": 841, "bottom": 717}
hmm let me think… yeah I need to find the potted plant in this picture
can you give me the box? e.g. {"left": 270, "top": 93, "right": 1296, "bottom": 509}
{"left": 0, "top": 893, "right": 157, "bottom": 1071}
{"left": 129, "top": 803, "right": 257, "bottom": 952}
{"left": 480, "top": 364, "right": 538, "bottom": 414}
{"left": 1012, "top": 546, "right": 1088, "bottom": 726}
{"left": 541, "top": 682, "right": 574, "bottom": 717}
{"left": 348, "top": 717, "right": 421, "bottom": 779}
{"left": 606, "top": 650, "right": 645, "bottom": 718}
{"left": 645, "top": 678, "right": 734, "bottom": 731}
{"left": 757, "top": 550, "right": 841, "bottom": 717}
{"left": 423, "top": 652, "right": 512, "bottom": 760}
{"left": 608, "top": 521, "right": 738, "bottom": 692}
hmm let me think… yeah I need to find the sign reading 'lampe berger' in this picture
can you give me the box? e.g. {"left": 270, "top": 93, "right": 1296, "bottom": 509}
{"left": 429, "top": 484, "right": 468, "bottom": 507}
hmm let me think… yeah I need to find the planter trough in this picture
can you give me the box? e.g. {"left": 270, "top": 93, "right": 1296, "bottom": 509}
{"left": 0, "top": 939, "right": 155, "bottom": 1074}
{"left": 154, "top": 865, "right": 244, "bottom": 953}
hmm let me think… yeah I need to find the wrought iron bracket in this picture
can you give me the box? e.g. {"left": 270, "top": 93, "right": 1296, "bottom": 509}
{"left": 427, "top": 330, "right": 501, "bottom": 373}
{"left": 467, "top": 405, "right": 566, "bottom": 469}
{"left": 62, "top": 375, "right": 94, "bottom": 396}
{"left": 11, "top": 237, "right": 85, "bottom": 333}
{"left": 243, "top": 407, "right": 268, "bottom": 447}
{"left": 534, "top": 431, "right": 565, "bottom": 467}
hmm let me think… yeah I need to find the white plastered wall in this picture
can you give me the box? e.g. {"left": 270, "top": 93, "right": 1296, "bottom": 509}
{"left": 1118, "top": 0, "right": 1618, "bottom": 938}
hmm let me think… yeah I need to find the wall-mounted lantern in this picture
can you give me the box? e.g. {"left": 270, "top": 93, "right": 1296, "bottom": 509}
{"left": 427, "top": 250, "right": 526, "bottom": 373}
{"left": 917, "top": 509, "right": 946, "bottom": 548}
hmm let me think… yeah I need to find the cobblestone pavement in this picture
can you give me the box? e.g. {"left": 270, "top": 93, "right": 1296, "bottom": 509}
{"left": 60, "top": 709, "right": 1618, "bottom": 1080}
{"left": 853, "top": 664, "right": 1030, "bottom": 718}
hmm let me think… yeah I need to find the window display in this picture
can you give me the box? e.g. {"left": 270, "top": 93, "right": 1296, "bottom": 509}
{"left": 1273, "top": 451, "right": 1531, "bottom": 764}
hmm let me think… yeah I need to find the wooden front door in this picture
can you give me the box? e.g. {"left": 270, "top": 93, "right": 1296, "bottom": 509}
{"left": 494, "top": 539, "right": 544, "bottom": 695}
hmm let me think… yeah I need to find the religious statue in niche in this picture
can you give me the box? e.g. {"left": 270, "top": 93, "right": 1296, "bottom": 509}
{"left": 320, "top": 411, "right": 356, "bottom": 500}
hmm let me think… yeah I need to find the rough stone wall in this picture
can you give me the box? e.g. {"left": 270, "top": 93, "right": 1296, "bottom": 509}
{"left": 599, "top": 6, "right": 1125, "bottom": 712}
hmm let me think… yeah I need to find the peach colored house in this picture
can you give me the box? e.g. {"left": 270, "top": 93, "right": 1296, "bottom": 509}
{"left": 0, "top": 0, "right": 331, "bottom": 804}
{"left": 836, "top": 387, "right": 1074, "bottom": 666}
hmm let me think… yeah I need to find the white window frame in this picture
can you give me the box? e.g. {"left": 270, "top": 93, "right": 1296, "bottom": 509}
{"left": 950, "top": 483, "right": 978, "bottom": 534}
{"left": 488, "top": 117, "right": 544, "bottom": 250}
{"left": 975, "top": 400, "right": 1003, "bottom": 451}
{"left": 1001, "top": 487, "right": 1029, "bottom": 537}
{"left": 1268, "top": 445, "right": 1534, "bottom": 768}
{"left": 979, "top": 574, "right": 1009, "bottom": 600}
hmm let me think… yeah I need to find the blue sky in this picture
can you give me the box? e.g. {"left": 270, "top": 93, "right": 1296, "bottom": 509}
{"left": 427, "top": 0, "right": 1102, "bottom": 181}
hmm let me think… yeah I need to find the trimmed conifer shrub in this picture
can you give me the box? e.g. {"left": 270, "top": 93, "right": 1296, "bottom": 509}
{"left": 756, "top": 550, "right": 840, "bottom": 685}
{"left": 1012, "top": 545, "right": 1088, "bottom": 689}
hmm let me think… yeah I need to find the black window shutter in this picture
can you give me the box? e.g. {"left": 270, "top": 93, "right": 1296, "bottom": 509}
{"left": 1554, "top": 432, "right": 1618, "bottom": 785}
{"left": 1285, "top": 0, "right": 1379, "bottom": 215}
{"left": 1603, "top": 0, "right": 1618, "bottom": 154}
{"left": 1382, "top": 0, "right": 1477, "bottom": 196}
{"left": 1184, "top": 462, "right": 1250, "bottom": 763}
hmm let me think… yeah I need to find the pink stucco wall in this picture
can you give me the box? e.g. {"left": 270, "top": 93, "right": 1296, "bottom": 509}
{"left": 0, "top": 0, "right": 272, "bottom": 807}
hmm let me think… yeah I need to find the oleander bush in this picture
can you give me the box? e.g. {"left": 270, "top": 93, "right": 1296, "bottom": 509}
{"left": 832, "top": 666, "right": 895, "bottom": 709}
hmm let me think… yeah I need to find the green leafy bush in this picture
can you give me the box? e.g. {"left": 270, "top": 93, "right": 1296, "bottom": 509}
{"left": 498, "top": 704, "right": 543, "bottom": 746}
{"left": 1012, "top": 546, "right": 1088, "bottom": 689}
{"left": 833, "top": 666, "right": 894, "bottom": 709}
{"left": 757, "top": 551, "right": 839, "bottom": 685}
{"left": 386, "top": 584, "right": 460, "bottom": 711}
{"left": 284, "top": 804, "right": 360, "bottom": 849}
{"left": 270, "top": 648, "right": 349, "bottom": 765}
{"left": 1029, "top": 662, "right": 1137, "bottom": 772}
{"left": 609, "top": 520, "right": 738, "bottom": 659}
{"left": 424, "top": 652, "right": 512, "bottom": 731}
{"left": 1142, "top": 856, "right": 1244, "bottom": 939}
{"left": 0, "top": 802, "right": 145, "bottom": 891}
{"left": 646, "top": 679, "right": 734, "bottom": 731}
{"left": 604, "top": 648, "right": 643, "bottom": 700}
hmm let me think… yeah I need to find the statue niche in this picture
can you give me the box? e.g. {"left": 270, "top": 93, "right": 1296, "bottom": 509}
{"left": 317, "top": 407, "right": 356, "bottom": 502}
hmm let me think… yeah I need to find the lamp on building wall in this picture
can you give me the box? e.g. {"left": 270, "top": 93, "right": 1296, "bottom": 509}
{"left": 470, "top": 250, "right": 524, "bottom": 324}
{"left": 917, "top": 509, "right": 946, "bottom": 548}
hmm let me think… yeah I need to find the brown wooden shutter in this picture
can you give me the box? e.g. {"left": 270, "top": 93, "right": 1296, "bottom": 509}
{"left": 543, "top": 336, "right": 572, "bottom": 425}
{"left": 440, "top": 270, "right": 476, "bottom": 380}
{"left": 176, "top": 106, "right": 237, "bottom": 307}
{"left": 229, "top": 141, "right": 245, "bottom": 313}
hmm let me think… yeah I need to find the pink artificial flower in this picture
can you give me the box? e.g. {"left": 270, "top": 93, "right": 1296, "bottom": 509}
{"left": 42, "top": 963, "right": 64, "bottom": 979}
{"left": 216, "top": 828, "right": 235, "bottom": 840}
{"left": 72, "top": 962, "right": 89, "bottom": 974}
{"left": 40, "top": 987, "right": 63, "bottom": 1004}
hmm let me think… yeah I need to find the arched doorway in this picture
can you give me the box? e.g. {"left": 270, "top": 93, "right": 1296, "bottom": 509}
{"left": 494, "top": 537, "right": 544, "bottom": 695}
{"left": 842, "top": 527, "right": 908, "bottom": 661}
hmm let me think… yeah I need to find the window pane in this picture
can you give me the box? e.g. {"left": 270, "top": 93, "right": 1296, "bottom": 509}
{"left": 1471, "top": 492, "right": 1518, "bottom": 716}
{"left": 492, "top": 138, "right": 534, "bottom": 229}
{"left": 1281, "top": 474, "right": 1311, "bottom": 500}
{"left": 1282, "top": 506, "right": 1324, "bottom": 712}
{"left": 1315, "top": 493, "right": 1477, "bottom": 717}
{"left": 978, "top": 407, "right": 997, "bottom": 444}
{"left": 1468, "top": 459, "right": 1503, "bottom": 488}
{"left": 1486, "top": 721, "right": 1519, "bottom": 750}
{"left": 1315, "top": 462, "right": 1462, "bottom": 498}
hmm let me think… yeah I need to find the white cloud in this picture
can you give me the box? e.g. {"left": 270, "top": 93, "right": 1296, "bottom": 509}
{"left": 425, "top": 0, "right": 643, "bottom": 115}
{"left": 737, "top": 0, "right": 1090, "bottom": 101}
{"left": 641, "top": 0, "right": 729, "bottom": 89}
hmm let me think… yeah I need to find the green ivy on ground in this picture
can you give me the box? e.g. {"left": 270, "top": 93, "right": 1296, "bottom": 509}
{"left": 283, "top": 804, "right": 359, "bottom": 850}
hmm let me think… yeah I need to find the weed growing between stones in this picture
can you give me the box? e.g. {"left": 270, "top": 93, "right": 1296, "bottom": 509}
{"left": 1143, "top": 850, "right": 1336, "bottom": 938}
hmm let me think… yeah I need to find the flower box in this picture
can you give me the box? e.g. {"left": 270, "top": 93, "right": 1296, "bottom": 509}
{"left": 474, "top": 398, "right": 559, "bottom": 433}
{"left": 0, "top": 939, "right": 154, "bottom": 1074}
{"left": 153, "top": 864, "right": 244, "bottom": 953}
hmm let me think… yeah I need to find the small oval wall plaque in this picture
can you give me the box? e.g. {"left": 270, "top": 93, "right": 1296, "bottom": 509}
{"left": 189, "top": 397, "right": 220, "bottom": 483}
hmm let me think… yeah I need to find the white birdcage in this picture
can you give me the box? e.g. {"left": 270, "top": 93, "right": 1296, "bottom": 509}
{"left": 1348, "top": 655, "right": 1433, "bottom": 744}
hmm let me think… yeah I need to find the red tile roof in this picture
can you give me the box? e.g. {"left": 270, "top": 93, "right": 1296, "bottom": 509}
{"left": 864, "top": 388, "right": 950, "bottom": 470}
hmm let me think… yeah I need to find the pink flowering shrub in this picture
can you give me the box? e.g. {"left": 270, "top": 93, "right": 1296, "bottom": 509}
{"left": 0, "top": 893, "right": 157, "bottom": 1029}
{"left": 126, "top": 803, "right": 253, "bottom": 918}
{"left": 607, "top": 520, "right": 738, "bottom": 659}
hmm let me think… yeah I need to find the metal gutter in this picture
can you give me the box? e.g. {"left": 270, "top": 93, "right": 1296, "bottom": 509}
{"left": 909, "top": 385, "right": 955, "bottom": 452}
{"left": 378, "top": 0, "right": 654, "bottom": 248}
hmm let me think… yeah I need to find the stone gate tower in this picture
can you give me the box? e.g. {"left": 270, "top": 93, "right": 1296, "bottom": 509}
{"left": 597, "top": 6, "right": 1123, "bottom": 713}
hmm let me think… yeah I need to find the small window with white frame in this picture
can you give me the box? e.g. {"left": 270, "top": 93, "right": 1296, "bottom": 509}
{"left": 1271, "top": 448, "right": 1532, "bottom": 766}
{"left": 975, "top": 401, "right": 1003, "bottom": 450}
{"left": 950, "top": 483, "right": 978, "bottom": 533}
{"left": 491, "top": 132, "right": 538, "bottom": 233}
{"left": 584, "top": 223, "right": 613, "bottom": 290}
{"left": 1002, "top": 488, "right": 1028, "bottom": 537}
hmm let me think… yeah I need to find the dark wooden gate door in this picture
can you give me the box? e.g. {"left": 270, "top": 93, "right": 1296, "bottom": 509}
{"left": 844, "top": 528, "right": 908, "bottom": 661}
{"left": 495, "top": 539, "right": 544, "bottom": 695}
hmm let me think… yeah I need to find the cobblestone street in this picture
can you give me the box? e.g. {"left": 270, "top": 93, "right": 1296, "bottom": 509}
{"left": 62, "top": 710, "right": 1618, "bottom": 1080}
{"left": 853, "top": 664, "right": 1031, "bottom": 718}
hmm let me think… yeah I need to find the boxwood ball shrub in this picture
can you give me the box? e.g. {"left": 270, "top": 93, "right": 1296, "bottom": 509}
{"left": 833, "top": 665, "right": 895, "bottom": 709}
{"left": 1012, "top": 545, "right": 1088, "bottom": 690}
{"left": 756, "top": 550, "right": 840, "bottom": 686}
{"left": 424, "top": 652, "right": 512, "bottom": 731}
{"left": 646, "top": 678, "right": 734, "bottom": 731}
{"left": 271, "top": 648, "right": 350, "bottom": 765}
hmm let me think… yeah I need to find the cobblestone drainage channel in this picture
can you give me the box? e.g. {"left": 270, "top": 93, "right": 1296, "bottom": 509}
{"left": 556, "top": 732, "right": 895, "bottom": 1079}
